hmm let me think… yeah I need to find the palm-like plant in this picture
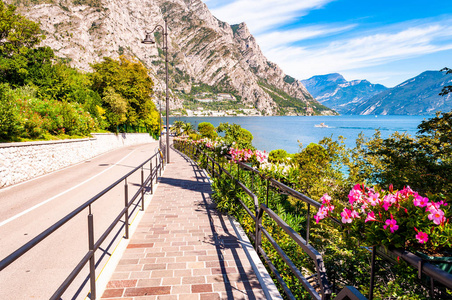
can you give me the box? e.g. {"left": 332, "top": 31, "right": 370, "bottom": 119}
{"left": 182, "top": 122, "right": 194, "bottom": 135}
{"left": 172, "top": 120, "right": 184, "bottom": 136}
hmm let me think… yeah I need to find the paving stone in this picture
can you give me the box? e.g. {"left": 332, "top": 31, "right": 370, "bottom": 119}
{"left": 123, "top": 286, "right": 171, "bottom": 297}
{"left": 191, "top": 284, "right": 213, "bottom": 293}
{"left": 102, "top": 288, "right": 124, "bottom": 298}
{"left": 106, "top": 279, "right": 137, "bottom": 288}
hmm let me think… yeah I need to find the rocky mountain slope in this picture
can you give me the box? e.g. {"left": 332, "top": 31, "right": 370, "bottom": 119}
{"left": 301, "top": 73, "right": 387, "bottom": 114}
{"left": 348, "top": 71, "right": 452, "bottom": 115}
{"left": 10, "top": 0, "right": 334, "bottom": 116}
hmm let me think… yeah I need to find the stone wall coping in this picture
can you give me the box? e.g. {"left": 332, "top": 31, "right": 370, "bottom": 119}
{"left": 91, "top": 133, "right": 151, "bottom": 137}
{"left": 0, "top": 132, "right": 152, "bottom": 149}
{"left": 0, "top": 137, "right": 92, "bottom": 149}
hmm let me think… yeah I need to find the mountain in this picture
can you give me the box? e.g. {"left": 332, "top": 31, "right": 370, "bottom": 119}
{"left": 349, "top": 71, "right": 452, "bottom": 115}
{"left": 10, "top": 0, "right": 334, "bottom": 116}
{"left": 301, "top": 73, "right": 387, "bottom": 114}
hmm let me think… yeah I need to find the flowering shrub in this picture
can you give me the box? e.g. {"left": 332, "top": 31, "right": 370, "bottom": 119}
{"left": 229, "top": 147, "right": 268, "bottom": 166}
{"left": 204, "top": 139, "right": 230, "bottom": 156}
{"left": 315, "top": 184, "right": 451, "bottom": 254}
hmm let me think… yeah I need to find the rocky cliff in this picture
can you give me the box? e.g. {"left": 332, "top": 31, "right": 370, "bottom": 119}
{"left": 11, "top": 0, "right": 334, "bottom": 116}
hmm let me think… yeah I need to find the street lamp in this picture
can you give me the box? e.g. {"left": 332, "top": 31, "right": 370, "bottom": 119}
{"left": 142, "top": 20, "right": 170, "bottom": 163}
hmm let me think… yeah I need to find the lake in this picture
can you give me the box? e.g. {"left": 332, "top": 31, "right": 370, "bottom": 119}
{"left": 169, "top": 115, "right": 433, "bottom": 153}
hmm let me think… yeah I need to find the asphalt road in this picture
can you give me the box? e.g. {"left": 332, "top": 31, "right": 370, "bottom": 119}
{"left": 0, "top": 141, "right": 159, "bottom": 299}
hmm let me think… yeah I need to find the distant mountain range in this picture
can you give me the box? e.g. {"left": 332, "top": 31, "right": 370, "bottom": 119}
{"left": 348, "top": 71, "right": 452, "bottom": 115}
{"left": 301, "top": 73, "right": 387, "bottom": 114}
{"left": 302, "top": 71, "right": 452, "bottom": 115}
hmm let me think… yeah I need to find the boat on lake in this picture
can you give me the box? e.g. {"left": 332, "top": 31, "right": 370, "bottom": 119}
{"left": 314, "top": 123, "right": 328, "bottom": 128}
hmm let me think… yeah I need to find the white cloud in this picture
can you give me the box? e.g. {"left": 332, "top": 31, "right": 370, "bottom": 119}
{"left": 208, "top": 0, "right": 334, "bottom": 34}
{"left": 263, "top": 24, "right": 452, "bottom": 84}
{"left": 255, "top": 24, "right": 356, "bottom": 50}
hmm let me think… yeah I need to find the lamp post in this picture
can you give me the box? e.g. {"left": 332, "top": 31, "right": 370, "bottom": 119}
{"left": 142, "top": 20, "right": 170, "bottom": 163}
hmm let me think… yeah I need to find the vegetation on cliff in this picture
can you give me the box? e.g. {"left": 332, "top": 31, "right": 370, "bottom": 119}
{"left": 0, "top": 2, "right": 160, "bottom": 141}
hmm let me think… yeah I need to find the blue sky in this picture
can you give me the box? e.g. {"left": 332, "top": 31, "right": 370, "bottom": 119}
{"left": 204, "top": 0, "right": 452, "bottom": 87}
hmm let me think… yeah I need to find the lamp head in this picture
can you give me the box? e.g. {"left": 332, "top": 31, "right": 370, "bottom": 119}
{"left": 141, "top": 32, "right": 155, "bottom": 44}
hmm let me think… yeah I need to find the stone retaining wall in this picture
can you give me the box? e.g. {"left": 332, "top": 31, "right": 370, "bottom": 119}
{"left": 0, "top": 133, "right": 156, "bottom": 188}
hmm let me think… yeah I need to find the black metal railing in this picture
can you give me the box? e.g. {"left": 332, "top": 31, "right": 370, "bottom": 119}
{"left": 174, "top": 140, "right": 452, "bottom": 300}
{"left": 0, "top": 146, "right": 166, "bottom": 299}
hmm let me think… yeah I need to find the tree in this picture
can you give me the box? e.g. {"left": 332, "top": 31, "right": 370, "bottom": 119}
{"left": 356, "top": 116, "right": 452, "bottom": 197}
{"left": 172, "top": 120, "right": 184, "bottom": 136}
{"left": 90, "top": 56, "right": 158, "bottom": 133}
{"left": 198, "top": 122, "right": 217, "bottom": 139}
{"left": 268, "top": 149, "right": 289, "bottom": 163}
{"left": 0, "top": 2, "right": 42, "bottom": 57}
{"left": 0, "top": 2, "right": 54, "bottom": 87}
{"left": 217, "top": 122, "right": 253, "bottom": 149}
{"left": 102, "top": 86, "right": 127, "bottom": 127}
{"left": 439, "top": 67, "right": 452, "bottom": 96}
{"left": 182, "top": 122, "right": 194, "bottom": 135}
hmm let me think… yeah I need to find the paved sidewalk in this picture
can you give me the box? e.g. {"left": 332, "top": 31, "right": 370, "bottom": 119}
{"left": 101, "top": 147, "right": 270, "bottom": 300}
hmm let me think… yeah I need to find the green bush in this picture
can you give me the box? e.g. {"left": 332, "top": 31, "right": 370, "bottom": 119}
{"left": 0, "top": 83, "right": 22, "bottom": 140}
{"left": 268, "top": 149, "right": 289, "bottom": 163}
{"left": 189, "top": 133, "right": 201, "bottom": 140}
{"left": 198, "top": 122, "right": 217, "bottom": 139}
{"left": 0, "top": 85, "right": 97, "bottom": 141}
{"left": 217, "top": 122, "right": 253, "bottom": 149}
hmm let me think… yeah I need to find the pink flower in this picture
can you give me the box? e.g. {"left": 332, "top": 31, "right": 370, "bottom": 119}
{"left": 428, "top": 208, "right": 445, "bottom": 225}
{"left": 383, "top": 216, "right": 399, "bottom": 233}
{"left": 315, "top": 207, "right": 328, "bottom": 224}
{"left": 348, "top": 184, "right": 363, "bottom": 205}
{"left": 426, "top": 202, "right": 438, "bottom": 212}
{"left": 413, "top": 195, "right": 429, "bottom": 207}
{"left": 415, "top": 231, "right": 429, "bottom": 244}
{"left": 350, "top": 209, "right": 360, "bottom": 219}
{"left": 382, "top": 200, "right": 391, "bottom": 211}
{"left": 367, "top": 192, "right": 380, "bottom": 206}
{"left": 365, "top": 211, "right": 377, "bottom": 223}
{"left": 341, "top": 208, "right": 353, "bottom": 224}
{"left": 398, "top": 186, "right": 417, "bottom": 199}
{"left": 327, "top": 205, "right": 335, "bottom": 212}
{"left": 384, "top": 194, "right": 396, "bottom": 204}
{"left": 320, "top": 193, "right": 332, "bottom": 205}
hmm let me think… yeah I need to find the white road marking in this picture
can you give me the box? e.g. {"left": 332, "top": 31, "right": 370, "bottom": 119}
{"left": 0, "top": 148, "right": 140, "bottom": 228}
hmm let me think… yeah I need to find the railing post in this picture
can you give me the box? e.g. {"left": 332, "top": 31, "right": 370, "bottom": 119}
{"left": 161, "top": 151, "right": 164, "bottom": 173}
{"left": 141, "top": 167, "right": 144, "bottom": 211}
{"left": 369, "top": 246, "right": 376, "bottom": 300}
{"left": 266, "top": 179, "right": 269, "bottom": 207}
{"left": 156, "top": 155, "right": 159, "bottom": 177}
{"left": 150, "top": 161, "right": 153, "bottom": 194}
{"left": 306, "top": 204, "right": 311, "bottom": 245}
{"left": 124, "top": 179, "right": 129, "bottom": 239}
{"left": 88, "top": 206, "right": 96, "bottom": 300}
{"left": 212, "top": 159, "right": 215, "bottom": 178}
{"left": 255, "top": 207, "right": 263, "bottom": 252}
